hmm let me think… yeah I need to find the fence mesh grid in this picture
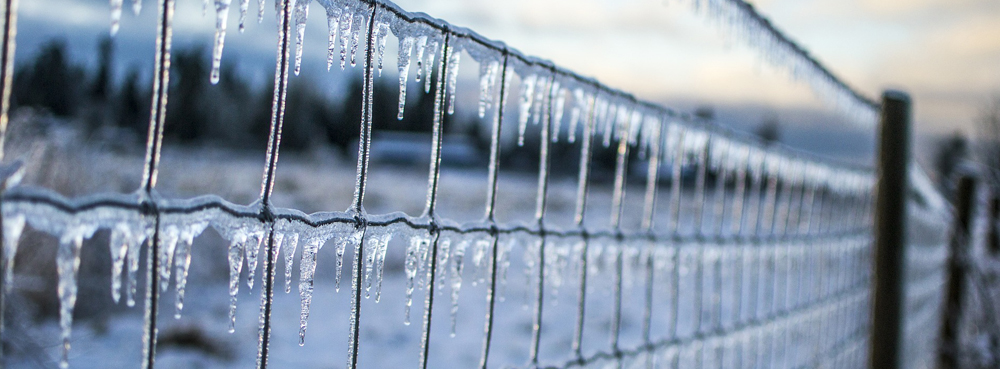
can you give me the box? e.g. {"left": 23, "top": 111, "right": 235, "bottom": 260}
{"left": 0, "top": 0, "right": 956, "bottom": 368}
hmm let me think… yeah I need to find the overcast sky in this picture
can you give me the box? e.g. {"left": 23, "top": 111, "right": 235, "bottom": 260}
{"left": 15, "top": 0, "right": 1000, "bottom": 140}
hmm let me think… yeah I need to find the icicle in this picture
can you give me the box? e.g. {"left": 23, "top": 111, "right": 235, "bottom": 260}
{"left": 531, "top": 76, "right": 549, "bottom": 127}
{"left": 210, "top": 0, "right": 233, "bottom": 84}
{"left": 496, "top": 238, "right": 512, "bottom": 302}
{"left": 322, "top": 6, "right": 342, "bottom": 70}
{"left": 373, "top": 233, "right": 391, "bottom": 302}
{"left": 174, "top": 222, "right": 207, "bottom": 318}
{"left": 522, "top": 239, "right": 541, "bottom": 310}
{"left": 603, "top": 103, "right": 617, "bottom": 147}
{"left": 414, "top": 36, "right": 428, "bottom": 83}
{"left": 298, "top": 238, "right": 322, "bottom": 345}
{"left": 2, "top": 214, "right": 25, "bottom": 293}
{"left": 449, "top": 240, "right": 468, "bottom": 336}
{"left": 244, "top": 230, "right": 265, "bottom": 290}
{"left": 517, "top": 75, "right": 538, "bottom": 146}
{"left": 335, "top": 229, "right": 363, "bottom": 292}
{"left": 422, "top": 40, "right": 439, "bottom": 94}
{"left": 436, "top": 237, "right": 452, "bottom": 292}
{"left": 363, "top": 231, "right": 380, "bottom": 299}
{"left": 283, "top": 232, "right": 299, "bottom": 293}
{"left": 291, "top": 0, "right": 310, "bottom": 76}
{"left": 349, "top": 11, "right": 364, "bottom": 67}
{"left": 158, "top": 226, "right": 180, "bottom": 292}
{"left": 567, "top": 89, "right": 585, "bottom": 143}
{"left": 239, "top": 0, "right": 250, "bottom": 32}
{"left": 445, "top": 48, "right": 461, "bottom": 115}
{"left": 478, "top": 60, "right": 500, "bottom": 118}
{"left": 125, "top": 226, "right": 148, "bottom": 307}
{"left": 551, "top": 84, "right": 565, "bottom": 142}
{"left": 257, "top": 0, "right": 264, "bottom": 23}
{"left": 471, "top": 239, "right": 490, "bottom": 286}
{"left": 404, "top": 235, "right": 430, "bottom": 325}
{"left": 337, "top": 6, "right": 352, "bottom": 70}
{"left": 375, "top": 22, "right": 389, "bottom": 77}
{"left": 57, "top": 225, "right": 95, "bottom": 369}
{"left": 227, "top": 235, "right": 246, "bottom": 333}
{"left": 111, "top": 0, "right": 123, "bottom": 36}
{"left": 397, "top": 37, "right": 414, "bottom": 120}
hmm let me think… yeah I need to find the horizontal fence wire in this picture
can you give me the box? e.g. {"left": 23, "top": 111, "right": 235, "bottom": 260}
{"left": 0, "top": 0, "right": 957, "bottom": 368}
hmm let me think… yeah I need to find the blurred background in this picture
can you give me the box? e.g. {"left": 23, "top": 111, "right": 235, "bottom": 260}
{"left": 4, "top": 0, "right": 1000, "bottom": 367}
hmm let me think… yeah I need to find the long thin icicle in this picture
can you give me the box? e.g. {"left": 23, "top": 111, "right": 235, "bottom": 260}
{"left": 227, "top": 235, "right": 246, "bottom": 333}
{"left": 283, "top": 232, "right": 299, "bottom": 293}
{"left": 110, "top": 0, "right": 123, "bottom": 35}
{"left": 2, "top": 214, "right": 24, "bottom": 293}
{"left": 297, "top": 238, "right": 322, "bottom": 345}
{"left": 444, "top": 47, "right": 460, "bottom": 115}
{"left": 291, "top": 0, "right": 310, "bottom": 76}
{"left": 397, "top": 36, "right": 413, "bottom": 120}
{"left": 337, "top": 6, "right": 352, "bottom": 70}
{"left": 403, "top": 235, "right": 429, "bottom": 325}
{"left": 322, "top": 5, "right": 341, "bottom": 70}
{"left": 57, "top": 225, "right": 95, "bottom": 369}
{"left": 210, "top": 0, "right": 233, "bottom": 83}
{"left": 174, "top": 222, "right": 206, "bottom": 318}
{"left": 157, "top": 226, "right": 179, "bottom": 292}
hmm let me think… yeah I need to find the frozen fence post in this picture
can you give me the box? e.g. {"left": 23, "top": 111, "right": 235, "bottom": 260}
{"left": 936, "top": 174, "right": 976, "bottom": 369}
{"left": 869, "top": 90, "right": 910, "bottom": 369}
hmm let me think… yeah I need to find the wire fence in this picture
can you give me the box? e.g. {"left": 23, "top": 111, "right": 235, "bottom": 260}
{"left": 0, "top": 0, "right": 962, "bottom": 368}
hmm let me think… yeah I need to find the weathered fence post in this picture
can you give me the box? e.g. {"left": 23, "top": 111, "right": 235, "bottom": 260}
{"left": 870, "top": 90, "right": 911, "bottom": 369}
{"left": 936, "top": 174, "right": 977, "bottom": 369}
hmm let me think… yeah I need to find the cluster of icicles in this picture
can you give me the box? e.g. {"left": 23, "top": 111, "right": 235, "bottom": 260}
{"left": 0, "top": 0, "right": 885, "bottom": 367}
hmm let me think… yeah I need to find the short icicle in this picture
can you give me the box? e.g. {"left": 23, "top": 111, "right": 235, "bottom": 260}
{"left": 157, "top": 226, "right": 179, "bottom": 292}
{"left": 173, "top": 223, "right": 206, "bottom": 318}
{"left": 245, "top": 230, "right": 265, "bottom": 290}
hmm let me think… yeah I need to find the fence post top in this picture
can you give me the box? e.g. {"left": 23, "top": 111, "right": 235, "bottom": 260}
{"left": 882, "top": 90, "right": 911, "bottom": 104}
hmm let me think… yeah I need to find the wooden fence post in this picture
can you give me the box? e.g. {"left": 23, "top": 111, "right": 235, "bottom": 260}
{"left": 936, "top": 174, "right": 977, "bottom": 369}
{"left": 988, "top": 195, "right": 998, "bottom": 256}
{"left": 870, "top": 90, "right": 911, "bottom": 369}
